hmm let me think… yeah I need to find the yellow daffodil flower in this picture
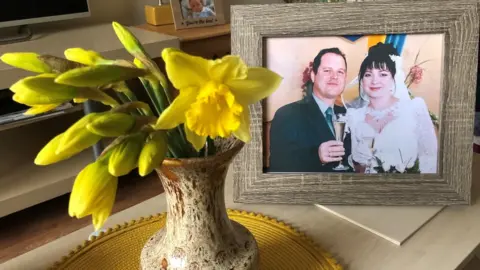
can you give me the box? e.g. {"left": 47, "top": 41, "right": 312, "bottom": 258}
{"left": 68, "top": 156, "right": 118, "bottom": 231}
{"left": 154, "top": 48, "right": 282, "bottom": 151}
{"left": 0, "top": 52, "right": 52, "bottom": 73}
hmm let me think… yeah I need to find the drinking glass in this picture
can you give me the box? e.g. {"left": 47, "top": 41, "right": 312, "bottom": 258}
{"left": 332, "top": 113, "right": 349, "bottom": 171}
{"left": 362, "top": 136, "right": 376, "bottom": 173}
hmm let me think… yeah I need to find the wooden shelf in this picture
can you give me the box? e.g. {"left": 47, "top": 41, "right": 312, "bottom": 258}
{"left": 137, "top": 23, "right": 230, "bottom": 42}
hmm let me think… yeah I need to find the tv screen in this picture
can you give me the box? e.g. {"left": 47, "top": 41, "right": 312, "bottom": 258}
{"left": 0, "top": 1, "right": 89, "bottom": 27}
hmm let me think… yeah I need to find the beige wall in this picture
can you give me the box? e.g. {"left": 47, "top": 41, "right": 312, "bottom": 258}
{"left": 265, "top": 34, "right": 444, "bottom": 121}
{"left": 27, "top": 0, "right": 281, "bottom": 30}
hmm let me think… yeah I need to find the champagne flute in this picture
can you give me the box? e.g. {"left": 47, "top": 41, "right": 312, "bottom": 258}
{"left": 362, "top": 136, "right": 376, "bottom": 173}
{"left": 332, "top": 113, "right": 349, "bottom": 171}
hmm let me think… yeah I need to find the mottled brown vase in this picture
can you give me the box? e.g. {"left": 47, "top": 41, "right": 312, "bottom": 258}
{"left": 140, "top": 138, "right": 259, "bottom": 270}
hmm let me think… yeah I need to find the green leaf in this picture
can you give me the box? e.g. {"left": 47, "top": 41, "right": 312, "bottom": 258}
{"left": 55, "top": 65, "right": 148, "bottom": 87}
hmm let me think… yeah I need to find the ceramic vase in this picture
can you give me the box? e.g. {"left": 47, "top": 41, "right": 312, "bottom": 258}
{"left": 140, "top": 138, "right": 259, "bottom": 270}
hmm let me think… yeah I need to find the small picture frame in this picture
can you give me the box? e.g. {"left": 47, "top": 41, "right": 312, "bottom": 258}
{"left": 169, "top": 0, "right": 226, "bottom": 30}
{"left": 231, "top": 0, "right": 479, "bottom": 206}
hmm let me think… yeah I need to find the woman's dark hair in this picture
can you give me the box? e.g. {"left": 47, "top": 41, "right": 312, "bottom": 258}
{"left": 359, "top": 42, "right": 399, "bottom": 82}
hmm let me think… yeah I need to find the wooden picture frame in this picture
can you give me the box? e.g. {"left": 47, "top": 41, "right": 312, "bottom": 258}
{"left": 231, "top": 0, "right": 479, "bottom": 205}
{"left": 169, "top": 0, "right": 226, "bottom": 30}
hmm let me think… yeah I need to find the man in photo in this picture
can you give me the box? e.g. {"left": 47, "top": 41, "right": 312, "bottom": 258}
{"left": 269, "top": 48, "right": 352, "bottom": 172}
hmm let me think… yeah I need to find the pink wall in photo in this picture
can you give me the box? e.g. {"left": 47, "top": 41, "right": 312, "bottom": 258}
{"left": 264, "top": 34, "right": 444, "bottom": 122}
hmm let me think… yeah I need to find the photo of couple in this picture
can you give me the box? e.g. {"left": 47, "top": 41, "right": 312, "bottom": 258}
{"left": 265, "top": 34, "right": 442, "bottom": 174}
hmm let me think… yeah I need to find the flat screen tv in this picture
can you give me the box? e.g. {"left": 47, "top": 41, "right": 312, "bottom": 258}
{"left": 0, "top": 0, "right": 90, "bottom": 29}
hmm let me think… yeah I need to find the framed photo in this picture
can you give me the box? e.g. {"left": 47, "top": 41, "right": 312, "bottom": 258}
{"left": 231, "top": 0, "right": 479, "bottom": 205}
{"left": 169, "top": 0, "right": 225, "bottom": 30}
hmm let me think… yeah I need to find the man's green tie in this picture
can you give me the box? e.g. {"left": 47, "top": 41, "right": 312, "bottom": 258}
{"left": 325, "top": 107, "right": 335, "bottom": 135}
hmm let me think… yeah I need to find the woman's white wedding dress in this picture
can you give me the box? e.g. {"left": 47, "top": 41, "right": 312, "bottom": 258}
{"left": 347, "top": 97, "right": 438, "bottom": 173}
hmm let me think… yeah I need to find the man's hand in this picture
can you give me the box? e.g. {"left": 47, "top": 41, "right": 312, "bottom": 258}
{"left": 319, "top": 141, "right": 345, "bottom": 163}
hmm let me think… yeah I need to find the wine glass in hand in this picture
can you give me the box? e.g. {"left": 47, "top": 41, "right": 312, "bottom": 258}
{"left": 332, "top": 113, "right": 349, "bottom": 171}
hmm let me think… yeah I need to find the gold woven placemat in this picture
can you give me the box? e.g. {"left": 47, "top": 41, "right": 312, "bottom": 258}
{"left": 51, "top": 209, "right": 342, "bottom": 270}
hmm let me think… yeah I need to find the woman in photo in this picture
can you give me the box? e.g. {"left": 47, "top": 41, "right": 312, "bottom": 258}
{"left": 347, "top": 42, "right": 438, "bottom": 174}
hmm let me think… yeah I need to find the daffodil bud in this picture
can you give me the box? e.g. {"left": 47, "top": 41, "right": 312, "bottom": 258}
{"left": 54, "top": 64, "right": 148, "bottom": 88}
{"left": 86, "top": 112, "right": 135, "bottom": 137}
{"left": 35, "top": 133, "right": 78, "bottom": 165}
{"left": 138, "top": 130, "right": 168, "bottom": 176}
{"left": 112, "top": 22, "right": 147, "bottom": 58}
{"left": 10, "top": 74, "right": 76, "bottom": 105}
{"left": 37, "top": 54, "right": 84, "bottom": 73}
{"left": 64, "top": 48, "right": 105, "bottom": 66}
{"left": 0, "top": 52, "right": 52, "bottom": 73}
{"left": 108, "top": 133, "right": 146, "bottom": 177}
{"left": 68, "top": 159, "right": 118, "bottom": 231}
{"left": 24, "top": 104, "right": 60, "bottom": 116}
{"left": 57, "top": 113, "right": 103, "bottom": 155}
{"left": 15, "top": 73, "right": 76, "bottom": 97}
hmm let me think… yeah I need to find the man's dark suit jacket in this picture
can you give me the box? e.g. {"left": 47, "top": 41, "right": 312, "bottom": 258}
{"left": 268, "top": 95, "right": 352, "bottom": 173}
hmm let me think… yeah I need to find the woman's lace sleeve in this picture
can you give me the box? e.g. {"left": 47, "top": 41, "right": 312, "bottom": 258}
{"left": 412, "top": 98, "right": 438, "bottom": 173}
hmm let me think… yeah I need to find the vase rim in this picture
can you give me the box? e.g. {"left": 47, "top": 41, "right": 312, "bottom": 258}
{"left": 161, "top": 138, "right": 245, "bottom": 167}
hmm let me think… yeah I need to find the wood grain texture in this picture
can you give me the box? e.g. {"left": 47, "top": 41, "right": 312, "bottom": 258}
{"left": 137, "top": 23, "right": 230, "bottom": 42}
{"left": 231, "top": 0, "right": 479, "bottom": 205}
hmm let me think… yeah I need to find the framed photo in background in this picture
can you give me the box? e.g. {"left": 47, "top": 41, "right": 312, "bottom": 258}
{"left": 231, "top": 0, "right": 479, "bottom": 205}
{"left": 169, "top": 0, "right": 225, "bottom": 29}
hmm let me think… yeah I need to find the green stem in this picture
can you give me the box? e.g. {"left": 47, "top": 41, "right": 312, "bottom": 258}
{"left": 113, "top": 82, "right": 147, "bottom": 116}
{"left": 139, "top": 78, "right": 163, "bottom": 116}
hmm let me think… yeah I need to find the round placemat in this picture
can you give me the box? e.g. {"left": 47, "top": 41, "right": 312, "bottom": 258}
{"left": 50, "top": 209, "right": 342, "bottom": 270}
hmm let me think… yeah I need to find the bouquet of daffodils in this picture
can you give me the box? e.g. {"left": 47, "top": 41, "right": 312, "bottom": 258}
{"left": 1, "top": 22, "right": 282, "bottom": 230}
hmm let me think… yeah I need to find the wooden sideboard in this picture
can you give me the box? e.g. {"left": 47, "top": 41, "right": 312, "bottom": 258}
{"left": 136, "top": 23, "right": 231, "bottom": 59}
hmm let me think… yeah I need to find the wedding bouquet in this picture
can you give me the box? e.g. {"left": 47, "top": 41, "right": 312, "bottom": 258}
{"left": 372, "top": 148, "right": 420, "bottom": 174}
{"left": 0, "top": 22, "right": 282, "bottom": 230}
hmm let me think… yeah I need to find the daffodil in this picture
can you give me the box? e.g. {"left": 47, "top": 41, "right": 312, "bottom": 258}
{"left": 68, "top": 155, "right": 118, "bottom": 230}
{"left": 0, "top": 52, "right": 52, "bottom": 73}
{"left": 64, "top": 48, "right": 106, "bottom": 66}
{"left": 56, "top": 113, "right": 103, "bottom": 156}
{"left": 9, "top": 73, "right": 119, "bottom": 111}
{"left": 86, "top": 112, "right": 136, "bottom": 137}
{"left": 35, "top": 133, "right": 77, "bottom": 165}
{"left": 108, "top": 133, "right": 146, "bottom": 177}
{"left": 154, "top": 48, "right": 282, "bottom": 151}
{"left": 138, "top": 130, "right": 168, "bottom": 176}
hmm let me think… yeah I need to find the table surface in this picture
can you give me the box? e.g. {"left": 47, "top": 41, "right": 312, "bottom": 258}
{"left": 136, "top": 23, "right": 230, "bottom": 42}
{"left": 2, "top": 154, "right": 479, "bottom": 270}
